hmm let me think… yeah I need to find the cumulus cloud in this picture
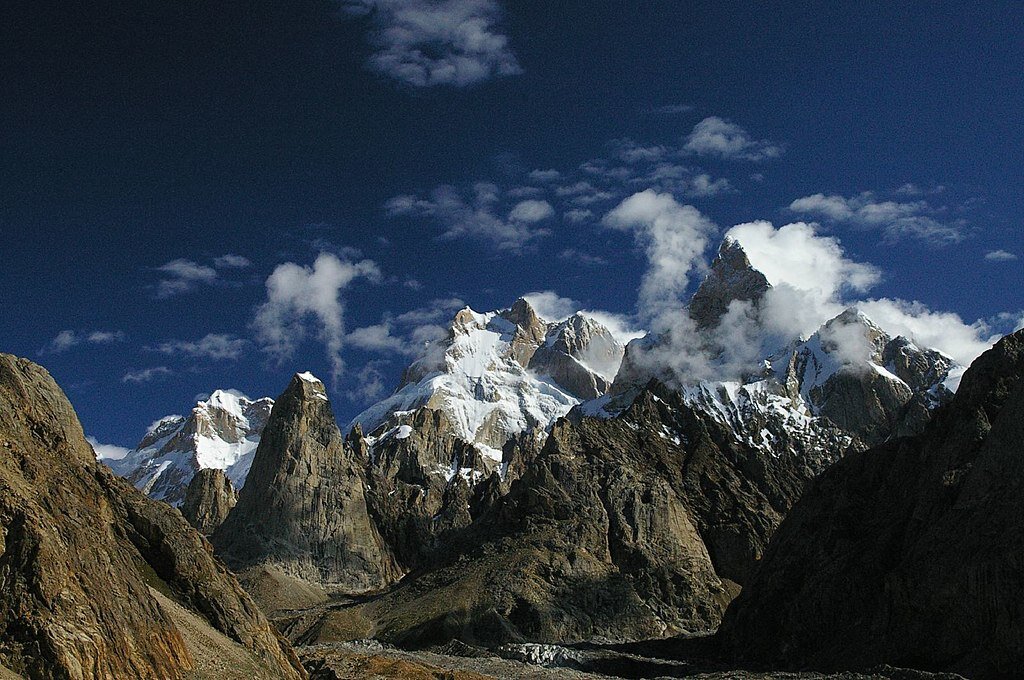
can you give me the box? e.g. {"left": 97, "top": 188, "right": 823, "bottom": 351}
{"left": 521, "top": 290, "right": 578, "bottom": 322}
{"left": 86, "top": 436, "right": 131, "bottom": 461}
{"left": 346, "top": 323, "right": 409, "bottom": 354}
{"left": 342, "top": 0, "right": 521, "bottom": 87}
{"left": 152, "top": 333, "right": 248, "bottom": 360}
{"left": 122, "top": 366, "right": 172, "bottom": 384}
{"left": 602, "top": 190, "right": 716, "bottom": 323}
{"left": 385, "top": 183, "right": 551, "bottom": 251}
{"left": 727, "top": 221, "right": 881, "bottom": 305}
{"left": 683, "top": 116, "right": 782, "bottom": 161}
{"left": 507, "top": 199, "right": 554, "bottom": 223}
{"left": 854, "top": 298, "right": 993, "bottom": 366}
{"left": 789, "top": 191, "right": 964, "bottom": 245}
{"left": 252, "top": 253, "right": 381, "bottom": 384}
{"left": 985, "top": 249, "right": 1018, "bottom": 262}
{"left": 41, "top": 329, "right": 126, "bottom": 354}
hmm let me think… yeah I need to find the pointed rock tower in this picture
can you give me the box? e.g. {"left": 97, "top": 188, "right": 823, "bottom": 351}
{"left": 213, "top": 372, "right": 400, "bottom": 599}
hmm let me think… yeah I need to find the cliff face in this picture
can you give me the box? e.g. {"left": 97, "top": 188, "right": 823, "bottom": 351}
{"left": 0, "top": 353, "right": 305, "bottom": 680}
{"left": 717, "top": 330, "right": 1024, "bottom": 679}
{"left": 180, "top": 468, "right": 237, "bottom": 535}
{"left": 212, "top": 373, "right": 401, "bottom": 598}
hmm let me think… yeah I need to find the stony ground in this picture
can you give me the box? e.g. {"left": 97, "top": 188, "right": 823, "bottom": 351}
{"left": 297, "top": 641, "right": 967, "bottom": 680}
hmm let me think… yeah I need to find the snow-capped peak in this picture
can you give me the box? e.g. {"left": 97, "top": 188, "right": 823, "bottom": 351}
{"left": 107, "top": 389, "right": 274, "bottom": 505}
{"left": 351, "top": 298, "right": 624, "bottom": 448}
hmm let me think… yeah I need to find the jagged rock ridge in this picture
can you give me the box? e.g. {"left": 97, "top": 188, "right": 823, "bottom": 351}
{"left": 0, "top": 352, "right": 304, "bottom": 679}
{"left": 717, "top": 329, "right": 1024, "bottom": 678}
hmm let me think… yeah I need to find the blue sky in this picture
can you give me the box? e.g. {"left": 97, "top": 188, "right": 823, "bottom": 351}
{"left": 2, "top": 0, "right": 1022, "bottom": 450}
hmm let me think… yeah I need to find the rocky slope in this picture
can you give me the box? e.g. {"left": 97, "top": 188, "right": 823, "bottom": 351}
{"left": 0, "top": 352, "right": 304, "bottom": 679}
{"left": 180, "top": 467, "right": 237, "bottom": 534}
{"left": 213, "top": 373, "right": 401, "bottom": 603}
{"left": 717, "top": 329, "right": 1024, "bottom": 678}
{"left": 111, "top": 389, "right": 273, "bottom": 505}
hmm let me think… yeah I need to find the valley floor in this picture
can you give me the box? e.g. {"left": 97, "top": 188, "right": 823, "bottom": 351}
{"left": 296, "top": 640, "right": 967, "bottom": 680}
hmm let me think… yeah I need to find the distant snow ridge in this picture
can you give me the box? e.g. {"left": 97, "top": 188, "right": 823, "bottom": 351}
{"left": 109, "top": 389, "right": 274, "bottom": 506}
{"left": 352, "top": 298, "right": 625, "bottom": 449}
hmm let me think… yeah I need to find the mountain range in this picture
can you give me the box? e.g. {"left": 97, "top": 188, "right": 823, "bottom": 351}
{"left": 9, "top": 236, "right": 1020, "bottom": 678}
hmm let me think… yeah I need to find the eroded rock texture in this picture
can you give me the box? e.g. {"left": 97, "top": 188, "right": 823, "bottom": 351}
{"left": 0, "top": 353, "right": 304, "bottom": 680}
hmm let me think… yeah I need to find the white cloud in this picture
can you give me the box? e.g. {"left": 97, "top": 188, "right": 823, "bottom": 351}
{"left": 342, "top": 0, "right": 521, "bottom": 87}
{"left": 41, "top": 329, "right": 126, "bottom": 354}
{"left": 683, "top": 116, "right": 782, "bottom": 161}
{"left": 559, "top": 248, "right": 606, "bottom": 266}
{"left": 214, "top": 254, "right": 252, "bottom": 269}
{"left": 252, "top": 253, "right": 380, "bottom": 384}
{"left": 385, "top": 183, "right": 550, "bottom": 251}
{"left": 580, "top": 310, "right": 646, "bottom": 346}
{"left": 347, "top": 323, "right": 409, "bottom": 354}
{"left": 563, "top": 209, "right": 594, "bottom": 224}
{"left": 855, "top": 298, "right": 993, "bottom": 366}
{"left": 726, "top": 221, "right": 881, "bottom": 303}
{"left": 86, "top": 436, "right": 131, "bottom": 461}
{"left": 348, "top": 361, "right": 391, "bottom": 403}
{"left": 122, "top": 366, "right": 172, "bottom": 384}
{"left": 528, "top": 169, "right": 561, "bottom": 182}
{"left": 521, "top": 290, "right": 578, "bottom": 322}
{"left": 152, "top": 333, "right": 248, "bottom": 360}
{"left": 155, "top": 259, "right": 218, "bottom": 298}
{"left": 789, "top": 191, "right": 964, "bottom": 245}
{"left": 602, "top": 190, "right": 716, "bottom": 323}
{"left": 507, "top": 199, "right": 554, "bottom": 223}
{"left": 985, "top": 249, "right": 1018, "bottom": 262}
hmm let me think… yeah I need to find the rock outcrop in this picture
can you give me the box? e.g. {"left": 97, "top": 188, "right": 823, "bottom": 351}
{"left": 213, "top": 373, "right": 401, "bottom": 599}
{"left": 180, "top": 467, "right": 237, "bottom": 534}
{"left": 717, "top": 329, "right": 1024, "bottom": 678}
{"left": 0, "top": 352, "right": 304, "bottom": 679}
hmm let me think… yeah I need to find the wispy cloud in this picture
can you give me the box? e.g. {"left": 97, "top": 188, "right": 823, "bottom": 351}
{"left": 151, "top": 333, "right": 249, "bottom": 360}
{"left": 342, "top": 0, "right": 521, "bottom": 87}
{"left": 41, "top": 329, "right": 126, "bottom": 354}
{"left": 252, "top": 252, "right": 381, "bottom": 384}
{"left": 683, "top": 116, "right": 782, "bottom": 161}
{"left": 122, "top": 366, "right": 172, "bottom": 384}
{"left": 86, "top": 436, "right": 131, "bottom": 461}
{"left": 154, "top": 254, "right": 253, "bottom": 298}
{"left": 641, "top": 103, "right": 693, "bottom": 116}
{"left": 385, "top": 183, "right": 552, "bottom": 251}
{"left": 788, "top": 191, "right": 965, "bottom": 245}
{"left": 985, "top": 249, "right": 1018, "bottom": 262}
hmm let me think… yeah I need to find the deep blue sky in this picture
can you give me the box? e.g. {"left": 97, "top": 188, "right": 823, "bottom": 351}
{"left": 2, "top": 0, "right": 1021, "bottom": 449}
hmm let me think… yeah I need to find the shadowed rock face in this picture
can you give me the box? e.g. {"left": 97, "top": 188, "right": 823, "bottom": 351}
{"left": 181, "top": 468, "right": 237, "bottom": 534}
{"left": 0, "top": 353, "right": 305, "bottom": 680}
{"left": 213, "top": 374, "right": 401, "bottom": 596}
{"left": 718, "top": 329, "right": 1024, "bottom": 679}
{"left": 300, "top": 382, "right": 844, "bottom": 648}
{"left": 688, "top": 238, "right": 770, "bottom": 330}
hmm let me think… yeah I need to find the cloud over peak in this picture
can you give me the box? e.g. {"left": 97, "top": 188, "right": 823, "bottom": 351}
{"left": 342, "top": 0, "right": 521, "bottom": 87}
{"left": 252, "top": 252, "right": 381, "bottom": 384}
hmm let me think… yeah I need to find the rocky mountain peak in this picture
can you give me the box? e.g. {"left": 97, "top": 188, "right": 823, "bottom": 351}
{"left": 212, "top": 371, "right": 400, "bottom": 599}
{"left": 689, "top": 237, "right": 771, "bottom": 329}
{"left": 108, "top": 388, "right": 274, "bottom": 505}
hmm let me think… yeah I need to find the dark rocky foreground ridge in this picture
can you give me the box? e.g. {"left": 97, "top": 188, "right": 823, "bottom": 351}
{"left": 717, "top": 329, "right": 1024, "bottom": 678}
{"left": 0, "top": 353, "right": 305, "bottom": 679}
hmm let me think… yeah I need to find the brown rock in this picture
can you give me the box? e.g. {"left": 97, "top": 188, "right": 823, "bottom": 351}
{"left": 180, "top": 467, "right": 237, "bottom": 534}
{"left": 0, "top": 352, "right": 304, "bottom": 679}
